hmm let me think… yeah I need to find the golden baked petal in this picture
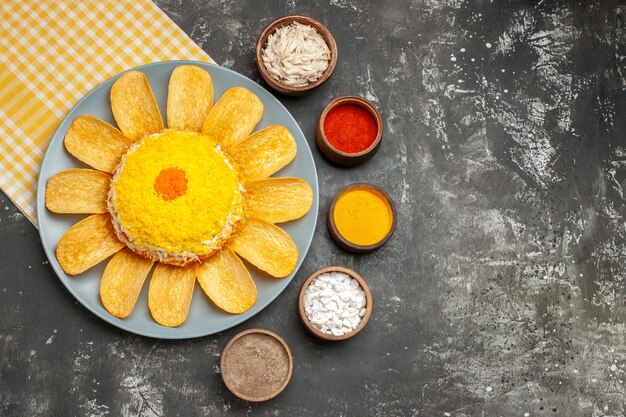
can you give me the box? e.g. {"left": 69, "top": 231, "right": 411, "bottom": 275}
{"left": 244, "top": 178, "right": 313, "bottom": 223}
{"left": 64, "top": 115, "right": 132, "bottom": 173}
{"left": 229, "top": 125, "right": 297, "bottom": 182}
{"left": 45, "top": 169, "right": 110, "bottom": 214}
{"left": 56, "top": 214, "right": 125, "bottom": 275}
{"left": 110, "top": 71, "right": 164, "bottom": 141}
{"left": 196, "top": 246, "right": 257, "bottom": 314}
{"left": 100, "top": 249, "right": 154, "bottom": 318}
{"left": 201, "top": 87, "right": 263, "bottom": 150}
{"left": 167, "top": 65, "right": 214, "bottom": 131}
{"left": 148, "top": 263, "right": 197, "bottom": 327}
{"left": 228, "top": 218, "right": 298, "bottom": 278}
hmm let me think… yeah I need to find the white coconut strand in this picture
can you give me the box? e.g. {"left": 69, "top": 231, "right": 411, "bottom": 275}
{"left": 262, "top": 22, "right": 331, "bottom": 87}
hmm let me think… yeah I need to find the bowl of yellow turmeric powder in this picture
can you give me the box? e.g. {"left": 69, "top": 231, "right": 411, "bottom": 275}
{"left": 327, "top": 183, "right": 396, "bottom": 253}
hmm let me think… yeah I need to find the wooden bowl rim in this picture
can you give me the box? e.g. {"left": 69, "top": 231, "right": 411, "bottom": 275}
{"left": 255, "top": 14, "right": 338, "bottom": 93}
{"left": 298, "top": 266, "right": 373, "bottom": 341}
{"left": 220, "top": 328, "right": 293, "bottom": 402}
{"left": 317, "top": 96, "right": 383, "bottom": 158}
{"left": 327, "top": 183, "right": 397, "bottom": 253}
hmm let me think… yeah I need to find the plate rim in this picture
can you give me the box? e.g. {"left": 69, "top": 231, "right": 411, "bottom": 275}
{"left": 36, "top": 60, "right": 319, "bottom": 339}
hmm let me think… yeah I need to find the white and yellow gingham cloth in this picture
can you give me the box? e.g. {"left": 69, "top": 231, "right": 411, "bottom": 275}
{"left": 0, "top": 0, "right": 213, "bottom": 225}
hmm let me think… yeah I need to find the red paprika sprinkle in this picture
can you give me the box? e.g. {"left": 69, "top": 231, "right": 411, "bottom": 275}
{"left": 323, "top": 103, "right": 378, "bottom": 153}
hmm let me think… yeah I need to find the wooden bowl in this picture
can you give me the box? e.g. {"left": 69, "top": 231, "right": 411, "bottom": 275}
{"left": 256, "top": 15, "right": 338, "bottom": 96}
{"left": 316, "top": 96, "right": 383, "bottom": 166}
{"left": 327, "top": 183, "right": 396, "bottom": 253}
{"left": 220, "top": 329, "right": 293, "bottom": 402}
{"left": 298, "top": 266, "right": 373, "bottom": 341}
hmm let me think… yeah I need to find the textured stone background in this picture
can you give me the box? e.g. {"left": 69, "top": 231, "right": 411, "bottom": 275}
{"left": 1, "top": 0, "right": 625, "bottom": 416}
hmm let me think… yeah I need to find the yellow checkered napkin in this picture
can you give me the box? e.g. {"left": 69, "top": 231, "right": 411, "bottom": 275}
{"left": 0, "top": 0, "right": 213, "bottom": 226}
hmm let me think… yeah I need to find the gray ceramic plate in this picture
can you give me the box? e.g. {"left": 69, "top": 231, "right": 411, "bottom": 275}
{"left": 36, "top": 61, "right": 319, "bottom": 339}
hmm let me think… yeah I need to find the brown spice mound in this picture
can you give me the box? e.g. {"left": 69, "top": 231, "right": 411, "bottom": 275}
{"left": 221, "top": 333, "right": 290, "bottom": 399}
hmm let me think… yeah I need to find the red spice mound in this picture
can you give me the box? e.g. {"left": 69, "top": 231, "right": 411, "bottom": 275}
{"left": 323, "top": 103, "right": 377, "bottom": 153}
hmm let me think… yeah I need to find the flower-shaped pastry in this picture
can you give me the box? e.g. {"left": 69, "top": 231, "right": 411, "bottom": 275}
{"left": 45, "top": 66, "right": 313, "bottom": 327}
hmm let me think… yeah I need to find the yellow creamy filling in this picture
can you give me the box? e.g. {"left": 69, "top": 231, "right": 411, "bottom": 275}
{"left": 108, "top": 130, "right": 243, "bottom": 257}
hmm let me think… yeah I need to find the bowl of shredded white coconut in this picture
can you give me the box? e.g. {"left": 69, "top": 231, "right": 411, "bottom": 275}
{"left": 298, "top": 266, "right": 373, "bottom": 341}
{"left": 256, "top": 15, "right": 337, "bottom": 95}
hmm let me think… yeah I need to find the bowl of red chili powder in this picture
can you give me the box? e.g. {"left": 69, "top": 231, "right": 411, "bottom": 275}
{"left": 316, "top": 96, "right": 382, "bottom": 166}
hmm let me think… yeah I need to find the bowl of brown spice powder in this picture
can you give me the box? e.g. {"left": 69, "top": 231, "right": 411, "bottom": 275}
{"left": 220, "top": 329, "right": 293, "bottom": 402}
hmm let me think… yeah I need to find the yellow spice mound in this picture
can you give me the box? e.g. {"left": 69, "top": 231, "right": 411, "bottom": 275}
{"left": 333, "top": 189, "right": 392, "bottom": 246}
{"left": 108, "top": 130, "right": 243, "bottom": 259}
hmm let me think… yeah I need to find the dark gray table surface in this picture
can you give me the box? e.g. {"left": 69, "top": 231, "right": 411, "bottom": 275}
{"left": 1, "top": 1, "right": 625, "bottom": 416}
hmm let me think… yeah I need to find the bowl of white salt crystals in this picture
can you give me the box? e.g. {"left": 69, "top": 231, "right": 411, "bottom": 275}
{"left": 256, "top": 15, "right": 338, "bottom": 95}
{"left": 298, "top": 266, "right": 373, "bottom": 341}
